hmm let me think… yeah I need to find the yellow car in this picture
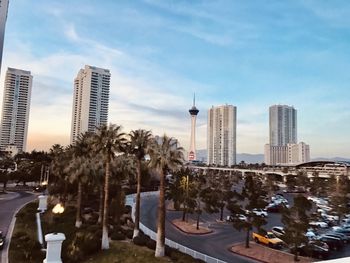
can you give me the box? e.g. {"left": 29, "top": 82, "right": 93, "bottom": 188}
{"left": 252, "top": 232, "right": 284, "bottom": 248}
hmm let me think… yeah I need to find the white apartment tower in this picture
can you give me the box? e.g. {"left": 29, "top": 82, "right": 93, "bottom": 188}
{"left": 70, "top": 65, "right": 110, "bottom": 144}
{"left": 0, "top": 0, "right": 9, "bottom": 73}
{"left": 207, "top": 104, "right": 236, "bottom": 166}
{"left": 269, "top": 105, "right": 297, "bottom": 146}
{"left": 265, "top": 105, "right": 310, "bottom": 165}
{"left": 0, "top": 67, "right": 32, "bottom": 152}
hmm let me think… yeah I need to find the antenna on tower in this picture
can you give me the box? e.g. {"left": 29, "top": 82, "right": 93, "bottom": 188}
{"left": 193, "top": 93, "right": 196, "bottom": 106}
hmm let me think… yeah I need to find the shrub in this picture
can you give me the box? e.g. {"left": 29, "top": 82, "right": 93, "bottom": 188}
{"left": 146, "top": 239, "right": 156, "bottom": 250}
{"left": 111, "top": 231, "right": 126, "bottom": 240}
{"left": 133, "top": 235, "right": 148, "bottom": 246}
{"left": 66, "top": 229, "right": 101, "bottom": 262}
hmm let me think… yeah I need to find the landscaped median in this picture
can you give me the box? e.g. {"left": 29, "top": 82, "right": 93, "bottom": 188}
{"left": 8, "top": 201, "right": 45, "bottom": 263}
{"left": 171, "top": 219, "right": 212, "bottom": 235}
{"left": 231, "top": 242, "right": 313, "bottom": 263}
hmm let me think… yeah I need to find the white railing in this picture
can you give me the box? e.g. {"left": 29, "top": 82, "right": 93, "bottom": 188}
{"left": 126, "top": 191, "right": 226, "bottom": 263}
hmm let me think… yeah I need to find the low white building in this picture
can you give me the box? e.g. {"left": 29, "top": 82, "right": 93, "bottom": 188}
{"left": 265, "top": 142, "right": 310, "bottom": 165}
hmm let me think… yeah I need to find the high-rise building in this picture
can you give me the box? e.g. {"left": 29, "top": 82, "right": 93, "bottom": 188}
{"left": 0, "top": 0, "right": 9, "bottom": 73}
{"left": 0, "top": 67, "right": 32, "bottom": 152}
{"left": 269, "top": 105, "right": 297, "bottom": 146}
{"left": 70, "top": 65, "right": 110, "bottom": 144}
{"left": 188, "top": 95, "right": 199, "bottom": 161}
{"left": 207, "top": 104, "right": 236, "bottom": 166}
{"left": 265, "top": 104, "right": 310, "bottom": 165}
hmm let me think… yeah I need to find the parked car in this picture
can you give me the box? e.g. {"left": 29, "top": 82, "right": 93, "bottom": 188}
{"left": 290, "top": 241, "right": 329, "bottom": 259}
{"left": 0, "top": 231, "right": 4, "bottom": 249}
{"left": 324, "top": 231, "right": 348, "bottom": 243}
{"left": 317, "top": 236, "right": 343, "bottom": 250}
{"left": 266, "top": 203, "right": 288, "bottom": 213}
{"left": 226, "top": 214, "right": 247, "bottom": 222}
{"left": 271, "top": 226, "right": 285, "bottom": 239}
{"left": 332, "top": 226, "right": 350, "bottom": 237}
{"left": 305, "top": 230, "right": 317, "bottom": 240}
{"left": 252, "top": 232, "right": 284, "bottom": 248}
{"left": 252, "top": 209, "right": 268, "bottom": 217}
{"left": 309, "top": 221, "right": 328, "bottom": 229}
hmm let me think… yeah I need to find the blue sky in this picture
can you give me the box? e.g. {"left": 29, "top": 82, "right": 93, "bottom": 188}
{"left": 1, "top": 0, "right": 350, "bottom": 157}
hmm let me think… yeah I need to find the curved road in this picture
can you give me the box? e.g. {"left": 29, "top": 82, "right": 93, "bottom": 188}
{"left": 0, "top": 191, "right": 37, "bottom": 263}
{"left": 140, "top": 195, "right": 257, "bottom": 263}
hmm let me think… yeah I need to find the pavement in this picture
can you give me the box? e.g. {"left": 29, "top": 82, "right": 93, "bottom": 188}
{"left": 0, "top": 191, "right": 37, "bottom": 263}
{"left": 140, "top": 195, "right": 258, "bottom": 263}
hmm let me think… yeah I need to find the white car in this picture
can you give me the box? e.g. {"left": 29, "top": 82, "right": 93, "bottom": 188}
{"left": 226, "top": 214, "right": 247, "bottom": 222}
{"left": 321, "top": 213, "right": 339, "bottom": 222}
{"left": 305, "top": 230, "right": 317, "bottom": 239}
{"left": 309, "top": 221, "right": 328, "bottom": 228}
{"left": 252, "top": 209, "right": 268, "bottom": 217}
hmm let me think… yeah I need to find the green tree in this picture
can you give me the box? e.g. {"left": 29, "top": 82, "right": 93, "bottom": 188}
{"left": 92, "top": 124, "right": 127, "bottom": 250}
{"left": 264, "top": 174, "right": 280, "bottom": 199}
{"left": 148, "top": 135, "right": 184, "bottom": 257}
{"left": 129, "top": 129, "right": 152, "bottom": 238}
{"left": 65, "top": 132, "right": 93, "bottom": 228}
{"left": 328, "top": 175, "right": 350, "bottom": 224}
{"left": 282, "top": 195, "right": 312, "bottom": 262}
{"left": 227, "top": 173, "right": 268, "bottom": 248}
{"left": 202, "top": 173, "right": 234, "bottom": 221}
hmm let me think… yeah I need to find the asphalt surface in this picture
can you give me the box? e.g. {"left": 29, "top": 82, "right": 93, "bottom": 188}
{"left": 140, "top": 195, "right": 257, "bottom": 263}
{"left": 0, "top": 191, "right": 36, "bottom": 263}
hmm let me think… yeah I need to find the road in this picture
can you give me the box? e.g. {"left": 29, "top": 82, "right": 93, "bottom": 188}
{"left": 140, "top": 195, "right": 258, "bottom": 263}
{"left": 0, "top": 191, "right": 36, "bottom": 263}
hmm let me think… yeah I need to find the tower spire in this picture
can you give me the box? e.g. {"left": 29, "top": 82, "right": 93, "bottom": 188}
{"left": 193, "top": 93, "right": 196, "bottom": 107}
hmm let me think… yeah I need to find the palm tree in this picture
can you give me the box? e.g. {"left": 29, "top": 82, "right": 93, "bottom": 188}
{"left": 129, "top": 129, "right": 152, "bottom": 238}
{"left": 148, "top": 135, "right": 184, "bottom": 257}
{"left": 92, "top": 124, "right": 126, "bottom": 250}
{"left": 65, "top": 132, "right": 92, "bottom": 228}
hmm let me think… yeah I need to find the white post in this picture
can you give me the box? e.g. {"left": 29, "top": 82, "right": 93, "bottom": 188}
{"left": 38, "top": 195, "right": 48, "bottom": 212}
{"left": 43, "top": 233, "right": 65, "bottom": 263}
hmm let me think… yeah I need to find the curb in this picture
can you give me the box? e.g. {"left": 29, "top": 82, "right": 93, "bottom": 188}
{"left": 1, "top": 198, "right": 36, "bottom": 263}
{"left": 170, "top": 219, "right": 214, "bottom": 236}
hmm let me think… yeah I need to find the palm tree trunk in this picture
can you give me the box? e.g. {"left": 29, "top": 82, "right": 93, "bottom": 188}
{"left": 155, "top": 169, "right": 165, "bottom": 257}
{"left": 75, "top": 181, "right": 83, "bottom": 228}
{"left": 98, "top": 184, "right": 104, "bottom": 224}
{"left": 133, "top": 159, "right": 142, "bottom": 238}
{"left": 220, "top": 206, "right": 224, "bottom": 221}
{"left": 294, "top": 244, "right": 299, "bottom": 261}
{"left": 182, "top": 205, "right": 186, "bottom": 221}
{"left": 196, "top": 212, "right": 200, "bottom": 230}
{"left": 245, "top": 228, "right": 250, "bottom": 248}
{"left": 101, "top": 160, "right": 110, "bottom": 250}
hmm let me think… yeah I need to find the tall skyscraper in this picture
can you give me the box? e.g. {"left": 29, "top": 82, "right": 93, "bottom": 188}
{"left": 269, "top": 104, "right": 297, "bottom": 146}
{"left": 70, "top": 65, "right": 110, "bottom": 144}
{"left": 207, "top": 104, "right": 236, "bottom": 166}
{"left": 0, "top": 0, "right": 9, "bottom": 73}
{"left": 188, "top": 94, "right": 199, "bottom": 161}
{"left": 265, "top": 105, "right": 310, "bottom": 165}
{"left": 0, "top": 67, "right": 32, "bottom": 152}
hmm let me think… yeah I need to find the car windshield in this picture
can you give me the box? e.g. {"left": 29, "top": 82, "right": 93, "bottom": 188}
{"left": 267, "top": 233, "right": 275, "bottom": 239}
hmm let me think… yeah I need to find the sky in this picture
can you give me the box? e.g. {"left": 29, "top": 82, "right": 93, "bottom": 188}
{"left": 1, "top": 0, "right": 350, "bottom": 158}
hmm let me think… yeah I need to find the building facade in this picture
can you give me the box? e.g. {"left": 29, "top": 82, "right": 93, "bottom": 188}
{"left": 265, "top": 105, "right": 310, "bottom": 165}
{"left": 0, "top": 0, "right": 9, "bottom": 73}
{"left": 207, "top": 104, "right": 236, "bottom": 166}
{"left": 264, "top": 142, "right": 310, "bottom": 165}
{"left": 0, "top": 67, "right": 32, "bottom": 152}
{"left": 269, "top": 104, "right": 297, "bottom": 146}
{"left": 70, "top": 65, "right": 110, "bottom": 144}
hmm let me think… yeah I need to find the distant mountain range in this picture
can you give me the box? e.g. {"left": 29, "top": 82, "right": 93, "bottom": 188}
{"left": 196, "top": 149, "right": 264, "bottom": 164}
{"left": 196, "top": 149, "right": 350, "bottom": 164}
